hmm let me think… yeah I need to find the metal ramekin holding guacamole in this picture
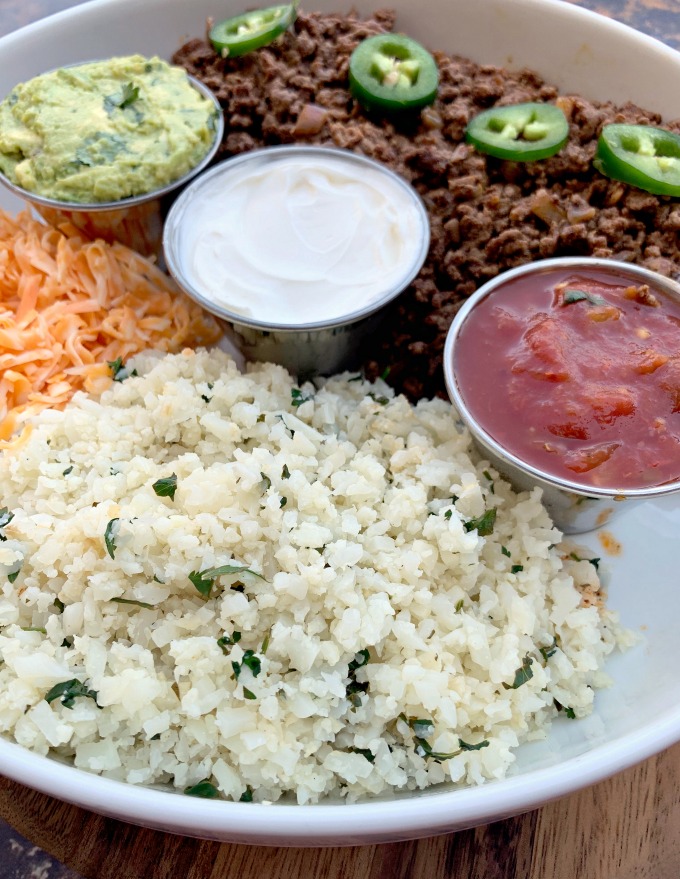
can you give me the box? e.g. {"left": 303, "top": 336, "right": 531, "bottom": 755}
{"left": 0, "top": 55, "right": 220, "bottom": 204}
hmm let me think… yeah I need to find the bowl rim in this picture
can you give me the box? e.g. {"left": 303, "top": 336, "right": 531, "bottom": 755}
{"left": 162, "top": 143, "right": 431, "bottom": 332}
{"left": 0, "top": 65, "right": 224, "bottom": 210}
{"left": 2, "top": 0, "right": 680, "bottom": 848}
{"left": 443, "top": 256, "right": 680, "bottom": 500}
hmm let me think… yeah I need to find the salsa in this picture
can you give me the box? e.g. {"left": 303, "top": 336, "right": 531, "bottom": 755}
{"left": 453, "top": 264, "right": 680, "bottom": 490}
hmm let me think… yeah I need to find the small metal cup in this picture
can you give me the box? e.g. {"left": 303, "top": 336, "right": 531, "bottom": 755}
{"left": 0, "top": 76, "right": 224, "bottom": 261}
{"left": 443, "top": 257, "right": 680, "bottom": 534}
{"left": 163, "top": 145, "right": 431, "bottom": 381}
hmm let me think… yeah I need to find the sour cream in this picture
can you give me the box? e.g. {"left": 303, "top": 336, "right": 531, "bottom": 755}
{"left": 168, "top": 147, "right": 429, "bottom": 326}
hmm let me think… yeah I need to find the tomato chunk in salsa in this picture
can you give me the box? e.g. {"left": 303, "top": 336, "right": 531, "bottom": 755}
{"left": 453, "top": 265, "right": 680, "bottom": 490}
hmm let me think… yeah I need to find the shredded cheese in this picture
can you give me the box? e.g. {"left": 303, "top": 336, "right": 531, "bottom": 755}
{"left": 0, "top": 209, "right": 221, "bottom": 442}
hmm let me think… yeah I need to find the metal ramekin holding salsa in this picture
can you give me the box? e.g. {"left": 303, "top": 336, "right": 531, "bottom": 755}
{"left": 444, "top": 258, "right": 680, "bottom": 533}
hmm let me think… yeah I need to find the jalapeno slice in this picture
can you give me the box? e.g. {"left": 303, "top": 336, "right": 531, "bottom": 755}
{"left": 465, "top": 102, "right": 569, "bottom": 162}
{"left": 348, "top": 34, "right": 439, "bottom": 113}
{"left": 594, "top": 123, "right": 680, "bottom": 197}
{"left": 210, "top": 2, "right": 297, "bottom": 58}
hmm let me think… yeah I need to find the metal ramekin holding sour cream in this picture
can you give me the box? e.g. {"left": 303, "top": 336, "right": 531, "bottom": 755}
{"left": 163, "top": 145, "right": 430, "bottom": 379}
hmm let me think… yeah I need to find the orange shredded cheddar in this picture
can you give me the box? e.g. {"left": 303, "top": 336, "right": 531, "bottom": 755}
{"left": 0, "top": 210, "right": 222, "bottom": 442}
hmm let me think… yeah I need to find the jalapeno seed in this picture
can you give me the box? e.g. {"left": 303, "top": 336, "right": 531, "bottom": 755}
{"left": 349, "top": 34, "right": 439, "bottom": 114}
{"left": 466, "top": 102, "right": 569, "bottom": 162}
{"left": 594, "top": 124, "right": 680, "bottom": 197}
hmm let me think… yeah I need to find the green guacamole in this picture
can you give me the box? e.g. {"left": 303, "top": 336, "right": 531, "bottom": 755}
{"left": 0, "top": 56, "right": 219, "bottom": 204}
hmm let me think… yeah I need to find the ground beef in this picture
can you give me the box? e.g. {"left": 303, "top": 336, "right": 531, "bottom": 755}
{"left": 173, "top": 9, "right": 680, "bottom": 400}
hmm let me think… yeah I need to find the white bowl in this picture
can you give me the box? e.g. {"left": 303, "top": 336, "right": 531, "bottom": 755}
{"left": 0, "top": 0, "right": 679, "bottom": 847}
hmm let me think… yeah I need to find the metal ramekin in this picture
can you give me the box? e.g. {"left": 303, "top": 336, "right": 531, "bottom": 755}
{"left": 443, "top": 257, "right": 680, "bottom": 534}
{"left": 162, "top": 145, "right": 431, "bottom": 380}
{"left": 0, "top": 74, "right": 224, "bottom": 260}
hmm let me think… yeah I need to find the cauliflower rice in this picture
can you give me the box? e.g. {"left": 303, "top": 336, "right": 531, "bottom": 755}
{"left": 0, "top": 349, "right": 629, "bottom": 803}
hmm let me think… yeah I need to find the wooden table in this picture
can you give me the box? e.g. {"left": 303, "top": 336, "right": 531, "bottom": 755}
{"left": 1, "top": 1, "right": 680, "bottom": 877}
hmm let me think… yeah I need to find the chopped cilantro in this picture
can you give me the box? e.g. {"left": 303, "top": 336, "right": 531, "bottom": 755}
{"left": 280, "top": 497, "right": 287, "bottom": 508}
{"left": 346, "top": 649, "right": 370, "bottom": 707}
{"left": 561, "top": 288, "right": 608, "bottom": 307}
{"left": 368, "top": 392, "right": 389, "bottom": 405}
{"left": 291, "top": 387, "right": 313, "bottom": 407}
{"left": 349, "top": 649, "right": 370, "bottom": 672}
{"left": 508, "top": 655, "right": 534, "bottom": 689}
{"left": 189, "top": 563, "right": 264, "bottom": 598}
{"left": 104, "top": 518, "right": 120, "bottom": 559}
{"left": 539, "top": 638, "right": 558, "bottom": 661}
{"left": 380, "top": 366, "right": 391, "bottom": 382}
{"left": 8, "top": 567, "right": 20, "bottom": 584}
{"left": 260, "top": 472, "right": 272, "bottom": 491}
{"left": 569, "top": 551, "right": 601, "bottom": 570}
{"left": 104, "top": 82, "right": 140, "bottom": 113}
{"left": 45, "top": 679, "right": 99, "bottom": 710}
{"left": 511, "top": 564, "right": 524, "bottom": 574}
{"left": 261, "top": 633, "right": 270, "bottom": 654}
{"left": 107, "top": 357, "right": 137, "bottom": 382}
{"left": 0, "top": 507, "right": 14, "bottom": 541}
{"left": 184, "top": 780, "right": 220, "bottom": 798}
{"left": 281, "top": 464, "right": 290, "bottom": 479}
{"left": 62, "top": 465, "right": 74, "bottom": 476}
{"left": 111, "top": 597, "right": 155, "bottom": 610}
{"left": 152, "top": 474, "right": 177, "bottom": 501}
{"left": 349, "top": 747, "right": 375, "bottom": 763}
{"left": 455, "top": 598, "right": 464, "bottom": 612}
{"left": 444, "top": 509, "right": 453, "bottom": 520}
{"left": 501, "top": 546, "right": 511, "bottom": 557}
{"left": 243, "top": 687, "right": 257, "bottom": 700}
{"left": 554, "top": 699, "right": 576, "bottom": 719}
{"left": 464, "top": 508, "right": 497, "bottom": 536}
{"left": 239, "top": 786, "right": 254, "bottom": 802}
{"left": 413, "top": 737, "right": 458, "bottom": 762}
{"left": 217, "top": 631, "right": 242, "bottom": 654}
{"left": 242, "top": 650, "right": 262, "bottom": 677}
{"left": 459, "top": 738, "right": 490, "bottom": 752}
{"left": 53, "top": 598, "right": 65, "bottom": 613}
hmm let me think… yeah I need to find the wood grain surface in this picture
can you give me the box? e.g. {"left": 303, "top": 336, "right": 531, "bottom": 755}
{"left": 1, "top": 1, "right": 680, "bottom": 878}
{"left": 2, "top": 741, "right": 680, "bottom": 878}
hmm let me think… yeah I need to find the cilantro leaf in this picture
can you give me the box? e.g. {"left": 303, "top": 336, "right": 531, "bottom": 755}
{"left": 189, "top": 563, "right": 264, "bottom": 598}
{"left": 241, "top": 650, "right": 262, "bottom": 677}
{"left": 459, "top": 738, "right": 490, "bottom": 751}
{"left": 539, "top": 638, "right": 558, "bottom": 661}
{"left": 107, "top": 357, "right": 137, "bottom": 382}
{"left": 508, "top": 655, "right": 534, "bottom": 689}
{"left": 0, "top": 507, "right": 14, "bottom": 541}
{"left": 184, "top": 780, "right": 220, "bottom": 798}
{"left": 104, "top": 82, "right": 140, "bottom": 113}
{"left": 45, "top": 679, "right": 99, "bottom": 710}
{"left": 111, "top": 597, "right": 155, "bottom": 609}
{"left": 464, "top": 508, "right": 497, "bottom": 536}
{"left": 349, "top": 747, "right": 375, "bottom": 763}
{"left": 104, "top": 518, "right": 120, "bottom": 559}
{"left": 217, "top": 631, "right": 241, "bottom": 654}
{"left": 152, "top": 474, "right": 177, "bottom": 501}
{"left": 561, "top": 288, "right": 608, "bottom": 307}
{"left": 291, "top": 387, "right": 313, "bottom": 407}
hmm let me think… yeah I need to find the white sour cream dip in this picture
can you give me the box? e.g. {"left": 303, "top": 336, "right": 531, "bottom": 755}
{"left": 175, "top": 150, "right": 429, "bottom": 326}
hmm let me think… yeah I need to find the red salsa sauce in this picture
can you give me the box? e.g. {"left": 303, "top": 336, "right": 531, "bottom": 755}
{"left": 453, "top": 265, "right": 680, "bottom": 490}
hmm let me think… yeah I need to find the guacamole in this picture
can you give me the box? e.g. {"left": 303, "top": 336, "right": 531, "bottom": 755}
{"left": 0, "top": 56, "right": 219, "bottom": 204}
